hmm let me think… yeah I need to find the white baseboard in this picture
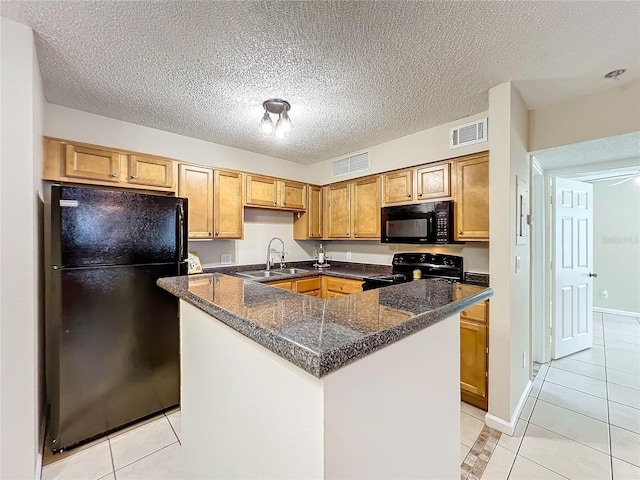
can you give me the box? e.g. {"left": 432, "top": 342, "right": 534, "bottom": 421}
{"left": 593, "top": 307, "right": 640, "bottom": 318}
{"left": 485, "top": 380, "right": 532, "bottom": 436}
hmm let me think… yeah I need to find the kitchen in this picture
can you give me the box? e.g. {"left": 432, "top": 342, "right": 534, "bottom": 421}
{"left": 2, "top": 2, "right": 640, "bottom": 480}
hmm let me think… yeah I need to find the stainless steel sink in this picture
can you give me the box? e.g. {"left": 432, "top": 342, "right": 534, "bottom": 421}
{"left": 274, "top": 268, "right": 309, "bottom": 275}
{"left": 237, "top": 270, "right": 287, "bottom": 279}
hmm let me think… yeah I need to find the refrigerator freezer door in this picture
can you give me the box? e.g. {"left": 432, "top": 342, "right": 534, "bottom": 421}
{"left": 51, "top": 185, "right": 187, "bottom": 267}
{"left": 47, "top": 263, "right": 181, "bottom": 450}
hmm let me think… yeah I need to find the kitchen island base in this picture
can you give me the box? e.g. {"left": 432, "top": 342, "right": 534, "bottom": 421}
{"left": 180, "top": 300, "right": 460, "bottom": 479}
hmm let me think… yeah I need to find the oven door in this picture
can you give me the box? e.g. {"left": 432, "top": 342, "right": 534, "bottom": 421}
{"left": 381, "top": 205, "right": 437, "bottom": 244}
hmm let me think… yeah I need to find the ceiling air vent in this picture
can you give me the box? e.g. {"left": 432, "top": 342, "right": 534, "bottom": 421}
{"left": 450, "top": 118, "right": 488, "bottom": 149}
{"left": 332, "top": 152, "right": 370, "bottom": 177}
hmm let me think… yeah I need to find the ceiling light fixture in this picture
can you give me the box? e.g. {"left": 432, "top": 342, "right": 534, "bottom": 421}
{"left": 260, "top": 99, "right": 292, "bottom": 139}
{"left": 604, "top": 69, "right": 626, "bottom": 80}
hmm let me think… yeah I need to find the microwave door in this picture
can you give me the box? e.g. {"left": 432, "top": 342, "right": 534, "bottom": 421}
{"left": 386, "top": 218, "right": 430, "bottom": 242}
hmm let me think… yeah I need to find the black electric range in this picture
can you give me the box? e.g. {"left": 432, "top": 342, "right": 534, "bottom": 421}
{"left": 362, "top": 253, "right": 464, "bottom": 290}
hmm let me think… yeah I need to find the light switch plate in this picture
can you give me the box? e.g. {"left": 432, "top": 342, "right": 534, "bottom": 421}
{"left": 220, "top": 254, "right": 232, "bottom": 265}
{"left": 346, "top": 252, "right": 352, "bottom": 260}
{"left": 515, "top": 255, "right": 521, "bottom": 274}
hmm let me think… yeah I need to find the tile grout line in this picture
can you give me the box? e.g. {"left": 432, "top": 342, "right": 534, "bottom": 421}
{"left": 165, "top": 411, "right": 181, "bottom": 446}
{"left": 112, "top": 440, "right": 180, "bottom": 475}
{"left": 107, "top": 437, "right": 117, "bottom": 480}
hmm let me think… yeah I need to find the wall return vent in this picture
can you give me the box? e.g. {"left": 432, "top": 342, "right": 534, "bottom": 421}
{"left": 332, "top": 151, "right": 370, "bottom": 177}
{"left": 450, "top": 118, "right": 488, "bottom": 149}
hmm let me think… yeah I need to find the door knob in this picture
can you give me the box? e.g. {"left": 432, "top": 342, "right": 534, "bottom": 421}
{"left": 588, "top": 272, "right": 599, "bottom": 278}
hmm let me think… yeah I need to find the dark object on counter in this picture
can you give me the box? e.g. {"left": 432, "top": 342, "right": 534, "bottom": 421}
{"left": 362, "top": 252, "right": 463, "bottom": 290}
{"left": 464, "top": 272, "right": 490, "bottom": 287}
{"left": 45, "top": 185, "right": 188, "bottom": 452}
{"left": 380, "top": 201, "right": 455, "bottom": 244}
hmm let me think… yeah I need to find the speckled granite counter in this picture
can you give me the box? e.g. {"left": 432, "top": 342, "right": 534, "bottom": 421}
{"left": 158, "top": 273, "right": 492, "bottom": 377}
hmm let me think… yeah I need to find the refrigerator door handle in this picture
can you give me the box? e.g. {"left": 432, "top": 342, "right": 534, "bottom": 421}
{"left": 177, "top": 204, "right": 185, "bottom": 263}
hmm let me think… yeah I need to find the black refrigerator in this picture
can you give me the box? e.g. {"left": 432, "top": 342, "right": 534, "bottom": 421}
{"left": 45, "top": 185, "right": 188, "bottom": 452}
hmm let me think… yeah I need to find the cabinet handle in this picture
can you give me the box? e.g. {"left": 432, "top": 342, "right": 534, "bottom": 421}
{"left": 283, "top": 201, "right": 286, "bottom": 206}
{"left": 354, "top": 232, "right": 357, "bottom": 236}
{"left": 406, "top": 193, "right": 411, "bottom": 197}
{"left": 457, "top": 230, "right": 463, "bottom": 234}
{"left": 209, "top": 231, "right": 213, "bottom": 236}
{"left": 346, "top": 232, "right": 349, "bottom": 236}
{"left": 111, "top": 173, "right": 118, "bottom": 178}
{"left": 215, "top": 231, "right": 220, "bottom": 236}
{"left": 339, "top": 285, "right": 344, "bottom": 290}
{"left": 417, "top": 193, "right": 423, "bottom": 197}
{"left": 274, "top": 201, "right": 277, "bottom": 205}
{"left": 130, "top": 175, "right": 138, "bottom": 179}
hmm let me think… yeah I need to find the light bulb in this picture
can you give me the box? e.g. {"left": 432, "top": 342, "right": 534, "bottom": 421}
{"left": 274, "top": 116, "right": 285, "bottom": 139}
{"left": 260, "top": 111, "right": 273, "bottom": 136}
{"left": 279, "top": 109, "right": 292, "bottom": 133}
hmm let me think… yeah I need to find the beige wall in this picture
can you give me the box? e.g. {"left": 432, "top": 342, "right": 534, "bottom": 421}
{"left": 592, "top": 178, "right": 640, "bottom": 314}
{"left": 1, "top": 17, "right": 45, "bottom": 480}
{"left": 487, "top": 82, "right": 531, "bottom": 428}
{"left": 530, "top": 80, "right": 640, "bottom": 152}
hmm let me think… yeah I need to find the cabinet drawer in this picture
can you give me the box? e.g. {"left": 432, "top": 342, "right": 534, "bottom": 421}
{"left": 324, "top": 277, "right": 363, "bottom": 294}
{"left": 461, "top": 302, "right": 487, "bottom": 323}
{"left": 295, "top": 277, "right": 321, "bottom": 293}
{"left": 266, "top": 280, "right": 292, "bottom": 290}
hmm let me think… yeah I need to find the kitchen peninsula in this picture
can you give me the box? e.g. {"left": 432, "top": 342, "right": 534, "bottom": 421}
{"left": 158, "top": 270, "right": 492, "bottom": 479}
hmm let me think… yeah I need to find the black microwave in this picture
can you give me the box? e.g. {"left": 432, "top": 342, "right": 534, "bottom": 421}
{"left": 381, "top": 201, "right": 454, "bottom": 244}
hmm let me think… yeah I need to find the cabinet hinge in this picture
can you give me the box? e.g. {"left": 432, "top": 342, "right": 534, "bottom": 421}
{"left": 485, "top": 371, "right": 488, "bottom": 377}
{"left": 486, "top": 347, "right": 489, "bottom": 354}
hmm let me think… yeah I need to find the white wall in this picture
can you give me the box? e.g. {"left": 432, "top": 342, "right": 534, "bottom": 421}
{"left": 1, "top": 17, "right": 45, "bottom": 480}
{"left": 487, "top": 82, "right": 531, "bottom": 431}
{"left": 592, "top": 178, "right": 640, "bottom": 314}
{"left": 529, "top": 80, "right": 640, "bottom": 152}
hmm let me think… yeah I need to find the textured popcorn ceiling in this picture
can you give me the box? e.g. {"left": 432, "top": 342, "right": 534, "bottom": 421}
{"left": 2, "top": 1, "right": 639, "bottom": 164}
{"left": 533, "top": 132, "right": 640, "bottom": 170}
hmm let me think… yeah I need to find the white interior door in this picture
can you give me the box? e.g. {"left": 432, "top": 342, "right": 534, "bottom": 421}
{"left": 552, "top": 177, "right": 594, "bottom": 359}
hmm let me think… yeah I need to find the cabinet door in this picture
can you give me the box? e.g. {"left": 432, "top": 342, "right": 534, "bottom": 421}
{"left": 416, "top": 163, "right": 451, "bottom": 200}
{"left": 352, "top": 176, "right": 381, "bottom": 239}
{"left": 280, "top": 181, "right": 306, "bottom": 210}
{"left": 128, "top": 155, "right": 174, "bottom": 189}
{"left": 293, "top": 185, "right": 323, "bottom": 240}
{"left": 383, "top": 170, "right": 413, "bottom": 205}
{"left": 455, "top": 156, "right": 489, "bottom": 241}
{"left": 460, "top": 319, "right": 487, "bottom": 398}
{"left": 324, "top": 183, "right": 351, "bottom": 239}
{"left": 266, "top": 280, "right": 293, "bottom": 290}
{"left": 246, "top": 175, "right": 278, "bottom": 207}
{"left": 64, "top": 144, "right": 122, "bottom": 183}
{"left": 294, "top": 277, "right": 321, "bottom": 294}
{"left": 179, "top": 164, "right": 214, "bottom": 239}
{"left": 214, "top": 170, "right": 243, "bottom": 239}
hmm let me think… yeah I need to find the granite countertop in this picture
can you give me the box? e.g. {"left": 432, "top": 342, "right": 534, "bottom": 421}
{"left": 158, "top": 271, "right": 493, "bottom": 378}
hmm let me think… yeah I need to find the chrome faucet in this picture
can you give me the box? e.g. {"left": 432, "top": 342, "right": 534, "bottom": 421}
{"left": 266, "top": 237, "right": 286, "bottom": 270}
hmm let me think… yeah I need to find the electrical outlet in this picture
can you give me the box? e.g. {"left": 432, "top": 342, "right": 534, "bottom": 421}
{"left": 600, "top": 289, "right": 608, "bottom": 299}
{"left": 515, "top": 255, "right": 521, "bottom": 274}
{"left": 220, "top": 254, "right": 232, "bottom": 265}
{"left": 346, "top": 252, "right": 352, "bottom": 260}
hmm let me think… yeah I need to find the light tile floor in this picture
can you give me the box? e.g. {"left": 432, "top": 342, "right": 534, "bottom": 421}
{"left": 43, "top": 312, "right": 639, "bottom": 480}
{"left": 472, "top": 311, "right": 640, "bottom": 480}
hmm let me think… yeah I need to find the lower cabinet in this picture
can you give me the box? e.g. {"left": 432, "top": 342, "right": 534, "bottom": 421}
{"left": 460, "top": 301, "right": 489, "bottom": 411}
{"left": 265, "top": 275, "right": 362, "bottom": 299}
{"left": 321, "top": 276, "right": 364, "bottom": 298}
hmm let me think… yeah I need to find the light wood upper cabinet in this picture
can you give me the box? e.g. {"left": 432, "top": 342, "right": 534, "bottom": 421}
{"left": 64, "top": 144, "right": 122, "bottom": 183}
{"left": 455, "top": 154, "right": 489, "bottom": 241}
{"left": 245, "top": 175, "right": 306, "bottom": 211}
{"left": 416, "top": 163, "right": 451, "bottom": 200}
{"left": 382, "top": 161, "right": 452, "bottom": 206}
{"left": 214, "top": 170, "right": 244, "bottom": 239}
{"left": 179, "top": 164, "right": 214, "bottom": 239}
{"left": 351, "top": 176, "right": 381, "bottom": 239}
{"left": 293, "top": 185, "right": 323, "bottom": 240}
{"left": 325, "top": 176, "right": 381, "bottom": 240}
{"left": 44, "top": 138, "right": 177, "bottom": 192}
{"left": 324, "top": 182, "right": 351, "bottom": 239}
{"left": 246, "top": 174, "right": 278, "bottom": 207}
{"left": 128, "top": 155, "right": 175, "bottom": 188}
{"left": 280, "top": 181, "right": 306, "bottom": 210}
{"left": 383, "top": 170, "right": 413, "bottom": 205}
